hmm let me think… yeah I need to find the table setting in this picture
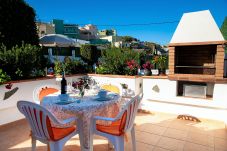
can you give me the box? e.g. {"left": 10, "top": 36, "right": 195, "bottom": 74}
{"left": 41, "top": 77, "right": 122, "bottom": 151}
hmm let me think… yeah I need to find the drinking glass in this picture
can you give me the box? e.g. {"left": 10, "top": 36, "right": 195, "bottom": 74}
{"left": 67, "top": 81, "right": 73, "bottom": 93}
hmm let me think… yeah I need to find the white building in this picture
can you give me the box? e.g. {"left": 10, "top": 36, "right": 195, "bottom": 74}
{"left": 100, "top": 36, "right": 122, "bottom": 46}
{"left": 79, "top": 24, "right": 99, "bottom": 40}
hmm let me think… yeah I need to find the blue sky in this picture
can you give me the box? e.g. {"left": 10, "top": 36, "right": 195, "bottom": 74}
{"left": 25, "top": 0, "right": 227, "bottom": 45}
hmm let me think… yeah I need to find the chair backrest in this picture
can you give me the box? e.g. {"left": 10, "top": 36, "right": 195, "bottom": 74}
{"left": 33, "top": 84, "right": 59, "bottom": 104}
{"left": 17, "top": 100, "right": 59, "bottom": 141}
{"left": 100, "top": 83, "right": 122, "bottom": 95}
{"left": 121, "top": 94, "right": 143, "bottom": 132}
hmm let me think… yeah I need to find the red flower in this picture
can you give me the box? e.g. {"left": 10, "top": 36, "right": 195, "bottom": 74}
{"left": 5, "top": 83, "right": 13, "bottom": 89}
{"left": 72, "top": 79, "right": 87, "bottom": 90}
{"left": 142, "top": 61, "right": 153, "bottom": 70}
{"left": 126, "top": 60, "right": 139, "bottom": 70}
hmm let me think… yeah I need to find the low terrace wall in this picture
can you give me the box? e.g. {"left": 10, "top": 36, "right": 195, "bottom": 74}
{"left": 1, "top": 73, "right": 227, "bottom": 126}
{"left": 0, "top": 74, "right": 142, "bottom": 126}
{"left": 89, "top": 74, "right": 143, "bottom": 97}
{"left": 0, "top": 75, "right": 83, "bottom": 125}
{"left": 141, "top": 76, "right": 227, "bottom": 122}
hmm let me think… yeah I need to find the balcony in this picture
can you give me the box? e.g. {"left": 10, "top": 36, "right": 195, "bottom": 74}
{"left": 1, "top": 112, "right": 227, "bottom": 151}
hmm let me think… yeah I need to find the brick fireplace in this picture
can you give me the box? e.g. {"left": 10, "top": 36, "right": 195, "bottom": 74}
{"left": 168, "top": 10, "right": 226, "bottom": 98}
{"left": 168, "top": 42, "right": 225, "bottom": 82}
{"left": 168, "top": 10, "right": 226, "bottom": 83}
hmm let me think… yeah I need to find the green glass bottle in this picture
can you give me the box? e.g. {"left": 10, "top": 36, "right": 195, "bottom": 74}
{"left": 61, "top": 72, "right": 67, "bottom": 94}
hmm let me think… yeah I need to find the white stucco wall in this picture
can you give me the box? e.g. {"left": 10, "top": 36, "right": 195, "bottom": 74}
{"left": 141, "top": 78, "right": 227, "bottom": 122}
{"left": 0, "top": 76, "right": 83, "bottom": 126}
{"left": 0, "top": 79, "right": 57, "bottom": 125}
{"left": 213, "top": 84, "right": 227, "bottom": 104}
{"left": 143, "top": 78, "right": 177, "bottom": 100}
{"left": 90, "top": 75, "right": 142, "bottom": 96}
{"left": 2, "top": 74, "right": 227, "bottom": 125}
{"left": 135, "top": 77, "right": 143, "bottom": 95}
{"left": 0, "top": 75, "right": 142, "bottom": 126}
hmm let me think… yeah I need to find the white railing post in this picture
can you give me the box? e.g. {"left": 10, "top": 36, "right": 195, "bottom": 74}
{"left": 72, "top": 49, "right": 75, "bottom": 59}
{"left": 48, "top": 48, "right": 53, "bottom": 63}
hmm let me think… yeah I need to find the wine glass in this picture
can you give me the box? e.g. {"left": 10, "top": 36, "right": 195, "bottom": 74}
{"left": 67, "top": 81, "right": 73, "bottom": 93}
{"left": 88, "top": 79, "right": 96, "bottom": 94}
{"left": 79, "top": 86, "right": 85, "bottom": 98}
{"left": 93, "top": 82, "right": 101, "bottom": 94}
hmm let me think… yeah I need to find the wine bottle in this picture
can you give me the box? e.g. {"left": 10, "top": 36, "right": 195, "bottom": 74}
{"left": 61, "top": 72, "right": 67, "bottom": 94}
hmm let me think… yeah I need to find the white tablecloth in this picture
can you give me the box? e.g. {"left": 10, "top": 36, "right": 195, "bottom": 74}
{"left": 42, "top": 92, "right": 121, "bottom": 151}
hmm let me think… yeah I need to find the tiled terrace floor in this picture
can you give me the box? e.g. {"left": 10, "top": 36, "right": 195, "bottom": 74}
{"left": 0, "top": 112, "right": 227, "bottom": 151}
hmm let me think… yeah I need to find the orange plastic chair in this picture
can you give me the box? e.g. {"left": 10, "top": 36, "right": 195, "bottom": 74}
{"left": 100, "top": 83, "right": 122, "bottom": 95}
{"left": 33, "top": 84, "right": 59, "bottom": 103}
{"left": 93, "top": 94, "right": 143, "bottom": 151}
{"left": 17, "top": 101, "right": 82, "bottom": 151}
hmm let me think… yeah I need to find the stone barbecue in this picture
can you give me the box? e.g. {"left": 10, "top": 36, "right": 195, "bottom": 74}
{"left": 168, "top": 10, "right": 226, "bottom": 98}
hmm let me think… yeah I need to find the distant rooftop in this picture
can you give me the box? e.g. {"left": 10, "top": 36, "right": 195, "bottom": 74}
{"left": 170, "top": 10, "right": 225, "bottom": 44}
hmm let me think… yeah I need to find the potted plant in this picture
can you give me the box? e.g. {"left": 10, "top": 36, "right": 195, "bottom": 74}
{"left": 142, "top": 61, "right": 153, "bottom": 76}
{"left": 0, "top": 69, "right": 11, "bottom": 100}
{"left": 151, "top": 55, "right": 159, "bottom": 75}
{"left": 157, "top": 55, "right": 167, "bottom": 75}
{"left": 0, "top": 69, "right": 11, "bottom": 86}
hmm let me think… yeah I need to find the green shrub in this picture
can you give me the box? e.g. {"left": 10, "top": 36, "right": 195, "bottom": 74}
{"left": 70, "top": 58, "right": 88, "bottom": 74}
{"left": 0, "top": 43, "right": 48, "bottom": 80}
{"left": 80, "top": 45, "right": 101, "bottom": 65}
{"left": 30, "top": 69, "right": 45, "bottom": 77}
{"left": 54, "top": 59, "right": 64, "bottom": 76}
{"left": 220, "top": 17, "right": 227, "bottom": 40}
{"left": 220, "top": 17, "right": 227, "bottom": 52}
{"left": 0, "top": 0, "right": 39, "bottom": 48}
{"left": 96, "top": 47, "right": 141, "bottom": 75}
{"left": 0, "top": 69, "right": 10, "bottom": 85}
{"left": 96, "top": 66, "right": 109, "bottom": 74}
{"left": 54, "top": 57, "right": 89, "bottom": 75}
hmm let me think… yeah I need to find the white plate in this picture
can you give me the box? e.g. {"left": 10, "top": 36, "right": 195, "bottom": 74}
{"left": 94, "top": 96, "right": 111, "bottom": 101}
{"left": 56, "top": 98, "right": 80, "bottom": 105}
{"left": 55, "top": 101, "right": 74, "bottom": 105}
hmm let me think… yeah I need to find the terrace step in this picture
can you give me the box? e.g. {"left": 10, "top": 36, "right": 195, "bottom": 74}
{"left": 140, "top": 99, "right": 227, "bottom": 123}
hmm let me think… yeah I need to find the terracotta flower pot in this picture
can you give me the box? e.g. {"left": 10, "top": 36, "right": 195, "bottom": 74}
{"left": 159, "top": 69, "right": 166, "bottom": 76}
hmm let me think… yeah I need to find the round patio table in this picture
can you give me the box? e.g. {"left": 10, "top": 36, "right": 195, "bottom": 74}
{"left": 41, "top": 92, "right": 121, "bottom": 151}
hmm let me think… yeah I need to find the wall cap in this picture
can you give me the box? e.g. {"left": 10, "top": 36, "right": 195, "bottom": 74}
{"left": 88, "top": 74, "right": 142, "bottom": 79}
{"left": 168, "top": 40, "right": 227, "bottom": 47}
{"left": 142, "top": 76, "right": 168, "bottom": 79}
